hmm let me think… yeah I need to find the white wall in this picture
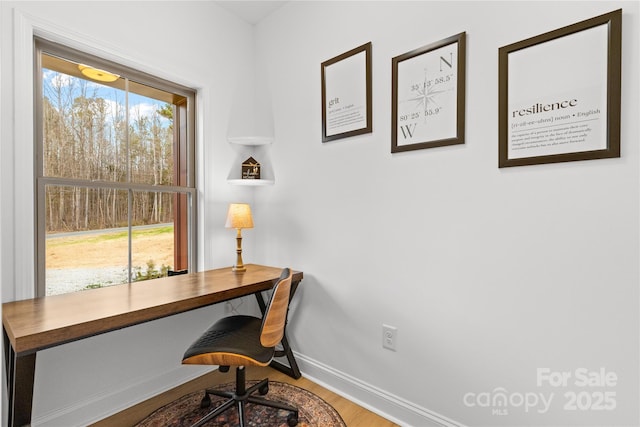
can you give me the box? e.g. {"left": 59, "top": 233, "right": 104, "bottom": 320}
{"left": 253, "top": 1, "right": 639, "bottom": 426}
{"left": 0, "top": 1, "right": 257, "bottom": 425}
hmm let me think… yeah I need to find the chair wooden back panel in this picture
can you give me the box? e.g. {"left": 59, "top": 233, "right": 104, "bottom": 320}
{"left": 260, "top": 268, "right": 292, "bottom": 348}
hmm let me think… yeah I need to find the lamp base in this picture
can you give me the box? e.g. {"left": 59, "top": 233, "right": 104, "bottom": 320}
{"left": 232, "top": 229, "right": 247, "bottom": 273}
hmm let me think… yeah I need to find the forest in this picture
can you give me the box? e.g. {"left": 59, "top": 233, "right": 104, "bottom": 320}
{"left": 42, "top": 72, "right": 177, "bottom": 233}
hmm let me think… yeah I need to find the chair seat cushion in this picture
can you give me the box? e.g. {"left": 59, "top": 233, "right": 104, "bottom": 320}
{"left": 182, "top": 315, "right": 275, "bottom": 366}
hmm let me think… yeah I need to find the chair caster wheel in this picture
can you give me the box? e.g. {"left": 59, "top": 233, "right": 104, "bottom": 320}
{"left": 259, "top": 384, "right": 269, "bottom": 395}
{"left": 200, "top": 394, "right": 211, "bottom": 408}
{"left": 287, "top": 412, "right": 298, "bottom": 426}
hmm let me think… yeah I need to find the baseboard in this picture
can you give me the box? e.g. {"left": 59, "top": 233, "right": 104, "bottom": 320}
{"left": 294, "top": 351, "right": 464, "bottom": 427}
{"left": 32, "top": 351, "right": 463, "bottom": 427}
{"left": 32, "top": 366, "right": 212, "bottom": 427}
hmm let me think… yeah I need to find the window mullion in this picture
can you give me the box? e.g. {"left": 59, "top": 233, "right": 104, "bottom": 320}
{"left": 125, "top": 77, "right": 132, "bottom": 282}
{"left": 128, "top": 189, "right": 133, "bottom": 283}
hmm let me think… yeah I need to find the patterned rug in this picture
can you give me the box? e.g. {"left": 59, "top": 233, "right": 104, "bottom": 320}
{"left": 135, "top": 380, "right": 347, "bottom": 427}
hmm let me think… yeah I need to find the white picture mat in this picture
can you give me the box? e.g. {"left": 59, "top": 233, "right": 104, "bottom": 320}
{"left": 324, "top": 50, "right": 368, "bottom": 137}
{"left": 507, "top": 23, "right": 608, "bottom": 159}
{"left": 396, "top": 42, "right": 458, "bottom": 145}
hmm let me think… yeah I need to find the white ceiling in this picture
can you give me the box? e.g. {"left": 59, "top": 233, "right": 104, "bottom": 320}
{"left": 214, "top": 1, "right": 287, "bottom": 24}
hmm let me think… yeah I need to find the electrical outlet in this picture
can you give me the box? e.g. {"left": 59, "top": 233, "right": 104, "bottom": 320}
{"left": 382, "top": 324, "right": 397, "bottom": 351}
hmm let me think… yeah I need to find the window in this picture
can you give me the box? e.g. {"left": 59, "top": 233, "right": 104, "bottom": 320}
{"left": 35, "top": 38, "right": 196, "bottom": 297}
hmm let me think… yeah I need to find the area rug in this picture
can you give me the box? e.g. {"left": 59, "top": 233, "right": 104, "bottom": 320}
{"left": 135, "top": 380, "right": 347, "bottom": 427}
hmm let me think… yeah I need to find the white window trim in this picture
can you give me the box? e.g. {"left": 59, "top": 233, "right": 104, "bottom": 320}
{"left": 10, "top": 9, "right": 206, "bottom": 300}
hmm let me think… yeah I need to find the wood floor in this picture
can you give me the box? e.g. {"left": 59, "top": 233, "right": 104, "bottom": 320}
{"left": 91, "top": 366, "right": 399, "bottom": 427}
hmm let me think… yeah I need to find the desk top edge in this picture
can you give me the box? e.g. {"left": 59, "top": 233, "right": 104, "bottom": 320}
{"left": 3, "top": 264, "right": 303, "bottom": 353}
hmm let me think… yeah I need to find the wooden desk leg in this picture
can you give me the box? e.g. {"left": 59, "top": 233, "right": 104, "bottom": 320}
{"left": 255, "top": 279, "right": 302, "bottom": 379}
{"left": 4, "top": 328, "right": 36, "bottom": 427}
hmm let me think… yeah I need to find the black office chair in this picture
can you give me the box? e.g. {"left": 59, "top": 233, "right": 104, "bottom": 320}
{"left": 182, "top": 268, "right": 298, "bottom": 427}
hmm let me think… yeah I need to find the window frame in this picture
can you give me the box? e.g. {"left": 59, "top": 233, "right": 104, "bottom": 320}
{"left": 34, "top": 37, "right": 197, "bottom": 297}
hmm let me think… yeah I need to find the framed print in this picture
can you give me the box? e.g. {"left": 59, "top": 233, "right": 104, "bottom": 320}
{"left": 321, "top": 42, "right": 372, "bottom": 142}
{"left": 392, "top": 32, "right": 466, "bottom": 153}
{"left": 498, "top": 9, "right": 621, "bottom": 167}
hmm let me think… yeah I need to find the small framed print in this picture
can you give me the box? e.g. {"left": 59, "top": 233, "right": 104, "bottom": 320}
{"left": 321, "top": 42, "right": 372, "bottom": 142}
{"left": 392, "top": 32, "right": 466, "bottom": 153}
{"left": 498, "top": 9, "right": 621, "bottom": 167}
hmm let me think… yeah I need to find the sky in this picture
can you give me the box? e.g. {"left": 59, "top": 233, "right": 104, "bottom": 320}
{"left": 43, "top": 67, "right": 172, "bottom": 127}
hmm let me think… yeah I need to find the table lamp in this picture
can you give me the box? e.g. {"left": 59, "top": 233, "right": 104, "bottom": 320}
{"left": 225, "top": 203, "right": 254, "bottom": 272}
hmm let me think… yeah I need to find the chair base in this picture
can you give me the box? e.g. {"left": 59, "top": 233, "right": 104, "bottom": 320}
{"left": 190, "top": 366, "right": 298, "bottom": 427}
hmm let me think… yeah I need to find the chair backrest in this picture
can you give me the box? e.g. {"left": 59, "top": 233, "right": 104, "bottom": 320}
{"left": 260, "top": 268, "right": 292, "bottom": 348}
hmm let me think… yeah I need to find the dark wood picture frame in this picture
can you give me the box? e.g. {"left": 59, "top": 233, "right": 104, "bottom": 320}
{"left": 391, "top": 32, "right": 466, "bottom": 153}
{"left": 498, "top": 9, "right": 622, "bottom": 168}
{"left": 321, "top": 42, "right": 372, "bottom": 142}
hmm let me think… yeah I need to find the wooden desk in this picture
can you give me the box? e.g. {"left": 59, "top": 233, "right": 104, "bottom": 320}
{"left": 2, "top": 264, "right": 303, "bottom": 427}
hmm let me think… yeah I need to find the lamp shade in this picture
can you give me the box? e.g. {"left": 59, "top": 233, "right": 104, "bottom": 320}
{"left": 225, "top": 203, "right": 254, "bottom": 229}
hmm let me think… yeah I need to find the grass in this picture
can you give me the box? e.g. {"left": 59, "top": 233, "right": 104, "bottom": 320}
{"left": 46, "top": 224, "right": 175, "bottom": 270}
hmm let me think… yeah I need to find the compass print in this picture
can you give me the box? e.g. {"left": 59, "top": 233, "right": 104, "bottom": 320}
{"left": 391, "top": 33, "right": 465, "bottom": 153}
{"left": 401, "top": 67, "right": 453, "bottom": 123}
